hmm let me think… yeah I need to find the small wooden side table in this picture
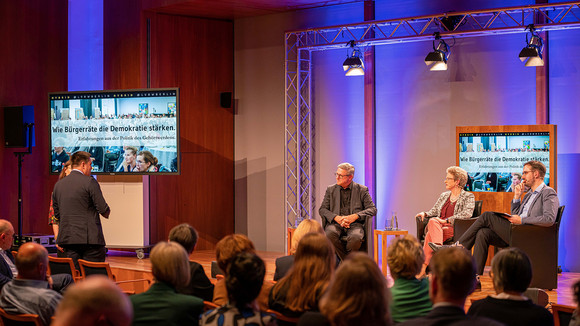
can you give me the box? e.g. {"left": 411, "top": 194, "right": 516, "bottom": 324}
{"left": 373, "top": 229, "right": 408, "bottom": 275}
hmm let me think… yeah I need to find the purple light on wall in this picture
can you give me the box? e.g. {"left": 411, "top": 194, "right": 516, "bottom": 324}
{"left": 68, "top": 0, "right": 103, "bottom": 91}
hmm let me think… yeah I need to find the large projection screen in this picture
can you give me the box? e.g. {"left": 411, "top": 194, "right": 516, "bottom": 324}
{"left": 456, "top": 125, "right": 556, "bottom": 214}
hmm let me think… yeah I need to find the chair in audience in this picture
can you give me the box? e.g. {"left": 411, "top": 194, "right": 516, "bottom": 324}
{"left": 77, "top": 259, "right": 151, "bottom": 287}
{"left": 266, "top": 309, "right": 299, "bottom": 325}
{"left": 523, "top": 288, "right": 549, "bottom": 307}
{"left": 48, "top": 256, "right": 81, "bottom": 282}
{"left": 453, "top": 205, "right": 565, "bottom": 289}
{"left": 321, "top": 215, "right": 374, "bottom": 253}
{"left": 416, "top": 200, "right": 482, "bottom": 245}
{"left": 0, "top": 307, "right": 42, "bottom": 326}
{"left": 552, "top": 303, "right": 575, "bottom": 326}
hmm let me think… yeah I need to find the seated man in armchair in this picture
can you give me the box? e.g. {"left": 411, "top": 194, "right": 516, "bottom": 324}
{"left": 319, "top": 162, "right": 377, "bottom": 260}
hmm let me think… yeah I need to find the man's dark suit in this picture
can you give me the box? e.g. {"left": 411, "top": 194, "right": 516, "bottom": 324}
{"left": 176, "top": 261, "right": 214, "bottom": 302}
{"left": 319, "top": 182, "right": 376, "bottom": 259}
{"left": 52, "top": 170, "right": 110, "bottom": 268}
{"left": 459, "top": 184, "right": 559, "bottom": 275}
{"left": 400, "top": 305, "right": 505, "bottom": 326}
{"left": 0, "top": 250, "right": 72, "bottom": 293}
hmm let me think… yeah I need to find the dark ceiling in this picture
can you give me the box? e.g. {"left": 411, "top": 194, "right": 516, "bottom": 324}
{"left": 142, "top": 0, "right": 364, "bottom": 20}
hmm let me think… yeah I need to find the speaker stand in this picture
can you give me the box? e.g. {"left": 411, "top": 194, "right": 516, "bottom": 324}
{"left": 13, "top": 123, "right": 34, "bottom": 248}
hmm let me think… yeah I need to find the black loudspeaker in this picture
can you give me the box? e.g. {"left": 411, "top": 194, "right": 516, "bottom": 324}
{"left": 220, "top": 92, "right": 232, "bottom": 108}
{"left": 3, "top": 106, "right": 35, "bottom": 148}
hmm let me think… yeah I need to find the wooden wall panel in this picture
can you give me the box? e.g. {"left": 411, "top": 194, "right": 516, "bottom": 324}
{"left": 0, "top": 0, "right": 68, "bottom": 235}
{"left": 103, "top": 2, "right": 234, "bottom": 249}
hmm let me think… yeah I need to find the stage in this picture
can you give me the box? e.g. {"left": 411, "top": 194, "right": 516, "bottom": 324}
{"left": 103, "top": 249, "right": 578, "bottom": 310}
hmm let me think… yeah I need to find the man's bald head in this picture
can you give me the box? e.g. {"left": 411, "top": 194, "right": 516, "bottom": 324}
{"left": 52, "top": 275, "right": 133, "bottom": 326}
{"left": 15, "top": 242, "right": 48, "bottom": 280}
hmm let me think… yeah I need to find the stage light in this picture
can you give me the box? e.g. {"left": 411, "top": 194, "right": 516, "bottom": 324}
{"left": 519, "top": 24, "right": 544, "bottom": 67}
{"left": 343, "top": 41, "right": 364, "bottom": 76}
{"left": 425, "top": 33, "right": 450, "bottom": 71}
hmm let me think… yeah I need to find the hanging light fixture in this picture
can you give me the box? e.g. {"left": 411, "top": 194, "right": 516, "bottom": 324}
{"left": 425, "top": 32, "right": 450, "bottom": 71}
{"left": 519, "top": 24, "right": 544, "bottom": 67}
{"left": 343, "top": 40, "right": 364, "bottom": 76}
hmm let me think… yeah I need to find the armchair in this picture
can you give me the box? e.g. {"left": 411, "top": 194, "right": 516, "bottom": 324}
{"left": 415, "top": 200, "right": 482, "bottom": 244}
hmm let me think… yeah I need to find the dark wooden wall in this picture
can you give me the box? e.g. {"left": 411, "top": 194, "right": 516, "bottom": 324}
{"left": 0, "top": 0, "right": 68, "bottom": 234}
{"left": 103, "top": 1, "right": 235, "bottom": 249}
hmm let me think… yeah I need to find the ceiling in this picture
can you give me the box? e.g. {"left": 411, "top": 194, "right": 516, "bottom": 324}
{"left": 142, "top": 0, "right": 364, "bottom": 20}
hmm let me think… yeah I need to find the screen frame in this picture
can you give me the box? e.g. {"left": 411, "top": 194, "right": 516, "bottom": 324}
{"left": 48, "top": 88, "right": 180, "bottom": 176}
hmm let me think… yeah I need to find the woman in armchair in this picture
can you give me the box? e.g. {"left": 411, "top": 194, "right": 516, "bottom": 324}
{"left": 415, "top": 166, "right": 475, "bottom": 276}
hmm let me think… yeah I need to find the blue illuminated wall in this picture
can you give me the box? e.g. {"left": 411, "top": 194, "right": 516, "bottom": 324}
{"left": 68, "top": 0, "right": 103, "bottom": 91}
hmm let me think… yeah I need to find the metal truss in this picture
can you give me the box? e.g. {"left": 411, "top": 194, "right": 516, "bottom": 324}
{"left": 284, "top": 1, "right": 580, "bottom": 231}
{"left": 285, "top": 33, "right": 314, "bottom": 231}
{"left": 288, "top": 1, "right": 580, "bottom": 50}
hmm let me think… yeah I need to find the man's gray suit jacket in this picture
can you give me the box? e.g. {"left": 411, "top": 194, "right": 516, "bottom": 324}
{"left": 52, "top": 170, "right": 110, "bottom": 245}
{"left": 511, "top": 184, "right": 559, "bottom": 226}
{"left": 319, "top": 182, "right": 377, "bottom": 224}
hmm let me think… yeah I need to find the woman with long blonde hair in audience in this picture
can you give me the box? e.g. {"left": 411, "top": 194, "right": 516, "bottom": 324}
{"left": 298, "top": 252, "right": 391, "bottom": 326}
{"left": 269, "top": 232, "right": 335, "bottom": 322}
{"left": 274, "top": 219, "right": 324, "bottom": 281}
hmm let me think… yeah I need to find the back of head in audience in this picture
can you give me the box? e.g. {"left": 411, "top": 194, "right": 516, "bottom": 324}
{"left": 52, "top": 275, "right": 132, "bottom": 326}
{"left": 216, "top": 234, "right": 256, "bottom": 273}
{"left": 290, "top": 219, "right": 323, "bottom": 255}
{"left": 150, "top": 241, "right": 191, "bottom": 288}
{"left": 573, "top": 279, "right": 580, "bottom": 308}
{"left": 274, "top": 232, "right": 335, "bottom": 311}
{"left": 226, "top": 252, "right": 265, "bottom": 310}
{"left": 490, "top": 247, "right": 532, "bottom": 294}
{"left": 320, "top": 252, "right": 391, "bottom": 326}
{"left": 429, "top": 247, "right": 476, "bottom": 304}
{"left": 168, "top": 223, "right": 198, "bottom": 254}
{"left": 15, "top": 242, "right": 48, "bottom": 280}
{"left": 387, "top": 235, "right": 424, "bottom": 280}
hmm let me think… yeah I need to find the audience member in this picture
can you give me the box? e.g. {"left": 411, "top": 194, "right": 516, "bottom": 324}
{"left": 416, "top": 166, "right": 474, "bottom": 276}
{"left": 0, "top": 220, "right": 72, "bottom": 292}
{"left": 201, "top": 252, "right": 275, "bottom": 326}
{"left": 570, "top": 279, "right": 580, "bottom": 326}
{"left": 319, "top": 162, "right": 377, "bottom": 260}
{"left": 0, "top": 242, "right": 62, "bottom": 326}
{"left": 213, "top": 234, "right": 272, "bottom": 310}
{"left": 130, "top": 241, "right": 203, "bottom": 326}
{"left": 52, "top": 275, "right": 133, "bottom": 326}
{"left": 298, "top": 252, "right": 391, "bottom": 326}
{"left": 168, "top": 223, "right": 214, "bottom": 301}
{"left": 274, "top": 219, "right": 324, "bottom": 281}
{"left": 400, "top": 247, "right": 503, "bottom": 326}
{"left": 117, "top": 146, "right": 139, "bottom": 172}
{"left": 269, "top": 233, "right": 335, "bottom": 321}
{"left": 387, "top": 235, "right": 432, "bottom": 323}
{"left": 135, "top": 150, "right": 159, "bottom": 172}
{"left": 467, "top": 248, "right": 553, "bottom": 326}
{"left": 49, "top": 160, "right": 72, "bottom": 257}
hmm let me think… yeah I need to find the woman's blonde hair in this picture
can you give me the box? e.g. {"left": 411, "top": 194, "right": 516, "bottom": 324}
{"left": 320, "top": 252, "right": 391, "bottom": 326}
{"left": 387, "top": 235, "right": 424, "bottom": 280}
{"left": 150, "top": 241, "right": 190, "bottom": 288}
{"left": 290, "top": 219, "right": 324, "bottom": 255}
{"left": 272, "top": 232, "right": 335, "bottom": 312}
{"left": 446, "top": 166, "right": 468, "bottom": 188}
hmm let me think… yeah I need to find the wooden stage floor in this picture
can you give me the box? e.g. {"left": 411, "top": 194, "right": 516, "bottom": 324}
{"left": 105, "top": 249, "right": 579, "bottom": 309}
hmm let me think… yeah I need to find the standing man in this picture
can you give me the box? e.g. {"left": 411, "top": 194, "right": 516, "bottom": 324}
{"left": 53, "top": 151, "right": 111, "bottom": 269}
{"left": 432, "top": 160, "right": 559, "bottom": 282}
{"left": 319, "top": 162, "right": 377, "bottom": 260}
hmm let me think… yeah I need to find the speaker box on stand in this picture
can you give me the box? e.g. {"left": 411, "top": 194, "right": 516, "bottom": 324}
{"left": 3, "top": 106, "right": 35, "bottom": 147}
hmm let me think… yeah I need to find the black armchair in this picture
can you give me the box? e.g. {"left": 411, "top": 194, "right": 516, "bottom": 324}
{"left": 321, "top": 215, "right": 373, "bottom": 254}
{"left": 416, "top": 200, "right": 482, "bottom": 245}
{"left": 453, "top": 205, "right": 565, "bottom": 290}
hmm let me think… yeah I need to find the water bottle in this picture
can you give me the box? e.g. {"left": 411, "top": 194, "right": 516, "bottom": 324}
{"left": 394, "top": 212, "right": 399, "bottom": 230}
{"left": 388, "top": 211, "right": 395, "bottom": 230}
